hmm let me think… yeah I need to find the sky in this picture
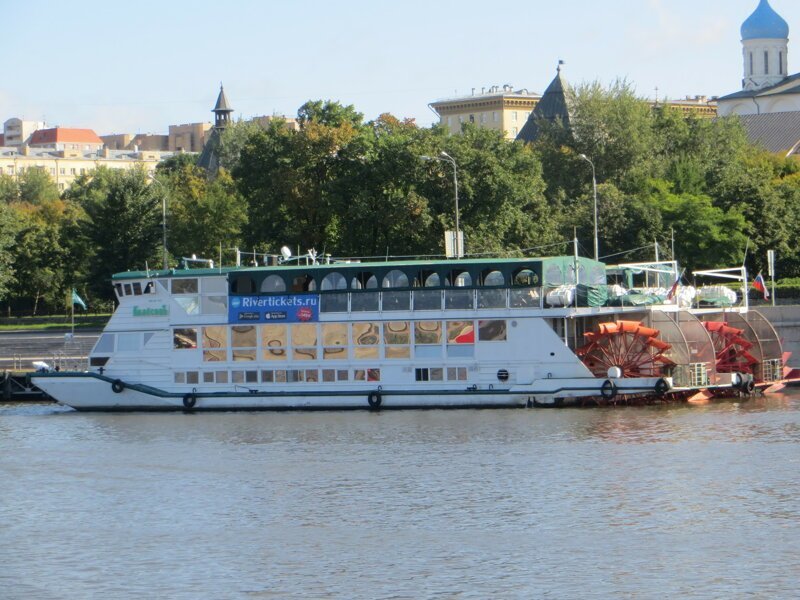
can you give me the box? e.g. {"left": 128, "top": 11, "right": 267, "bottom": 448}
{"left": 3, "top": 0, "right": 800, "bottom": 135}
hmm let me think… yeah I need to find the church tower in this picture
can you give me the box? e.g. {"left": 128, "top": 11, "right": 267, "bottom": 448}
{"left": 212, "top": 83, "right": 233, "bottom": 129}
{"left": 741, "top": 0, "right": 790, "bottom": 91}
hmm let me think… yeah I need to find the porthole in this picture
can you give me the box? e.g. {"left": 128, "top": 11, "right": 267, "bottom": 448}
{"left": 497, "top": 369, "right": 509, "bottom": 382}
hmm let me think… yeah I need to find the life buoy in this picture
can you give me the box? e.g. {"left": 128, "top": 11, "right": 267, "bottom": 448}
{"left": 183, "top": 393, "right": 197, "bottom": 409}
{"left": 600, "top": 379, "right": 617, "bottom": 400}
{"left": 655, "top": 378, "right": 670, "bottom": 396}
{"left": 367, "top": 391, "right": 382, "bottom": 408}
{"left": 111, "top": 379, "right": 125, "bottom": 394}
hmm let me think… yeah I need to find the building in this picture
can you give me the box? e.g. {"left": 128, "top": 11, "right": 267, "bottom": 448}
{"left": 3, "top": 118, "right": 46, "bottom": 147}
{"left": 250, "top": 114, "right": 300, "bottom": 131}
{"left": 168, "top": 122, "right": 211, "bottom": 152}
{"left": 655, "top": 96, "right": 718, "bottom": 118}
{"left": 197, "top": 84, "right": 233, "bottom": 173}
{"left": 101, "top": 133, "right": 169, "bottom": 151}
{"left": 429, "top": 85, "right": 541, "bottom": 140}
{"left": 28, "top": 127, "right": 104, "bottom": 153}
{"left": 516, "top": 63, "right": 572, "bottom": 143}
{"left": 0, "top": 146, "right": 176, "bottom": 192}
{"left": 718, "top": 0, "right": 799, "bottom": 116}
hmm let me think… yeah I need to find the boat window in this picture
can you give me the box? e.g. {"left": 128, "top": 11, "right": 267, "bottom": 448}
{"left": 414, "top": 321, "right": 442, "bottom": 345}
{"left": 351, "top": 293, "right": 379, "bottom": 312}
{"left": 291, "top": 274, "right": 316, "bottom": 293}
{"left": 292, "top": 324, "right": 318, "bottom": 360}
{"left": 510, "top": 288, "right": 540, "bottom": 308}
{"left": 445, "top": 289, "right": 474, "bottom": 310}
{"left": 382, "top": 291, "right": 411, "bottom": 311}
{"left": 478, "top": 320, "right": 507, "bottom": 341}
{"left": 322, "top": 323, "right": 348, "bottom": 360}
{"left": 413, "top": 290, "right": 441, "bottom": 311}
{"left": 321, "top": 293, "right": 348, "bottom": 313}
{"left": 124, "top": 283, "right": 133, "bottom": 296}
{"left": 354, "top": 368, "right": 380, "bottom": 382}
{"left": 186, "top": 371, "right": 199, "bottom": 384}
{"left": 447, "top": 367, "right": 468, "bottom": 381}
{"left": 143, "top": 282, "right": 155, "bottom": 295}
{"left": 544, "top": 265, "right": 564, "bottom": 286}
{"left": 481, "top": 270, "right": 504, "bottom": 287}
{"left": 132, "top": 282, "right": 143, "bottom": 296}
{"left": 513, "top": 269, "right": 538, "bottom": 287}
{"left": 231, "top": 325, "right": 257, "bottom": 361}
{"left": 94, "top": 334, "right": 115, "bottom": 353}
{"left": 384, "top": 321, "right": 411, "bottom": 359}
{"left": 173, "top": 328, "right": 198, "bottom": 349}
{"left": 261, "top": 324, "right": 287, "bottom": 361}
{"left": 201, "top": 295, "right": 227, "bottom": 315}
{"left": 351, "top": 272, "right": 378, "bottom": 289}
{"left": 261, "top": 275, "right": 286, "bottom": 293}
{"left": 447, "top": 270, "right": 472, "bottom": 287}
{"left": 202, "top": 278, "right": 228, "bottom": 294}
{"left": 203, "top": 372, "right": 214, "bottom": 383}
{"left": 202, "top": 326, "right": 228, "bottom": 362}
{"left": 231, "top": 275, "right": 256, "bottom": 294}
{"left": 416, "top": 270, "right": 440, "bottom": 287}
{"left": 382, "top": 269, "right": 409, "bottom": 289}
{"left": 353, "top": 322, "right": 380, "bottom": 359}
{"left": 174, "top": 296, "right": 200, "bottom": 315}
{"left": 172, "top": 279, "right": 198, "bottom": 294}
{"left": 478, "top": 289, "right": 506, "bottom": 309}
{"left": 216, "top": 371, "right": 229, "bottom": 383}
{"left": 114, "top": 284, "right": 123, "bottom": 298}
{"left": 447, "top": 321, "right": 475, "bottom": 344}
{"left": 174, "top": 372, "right": 185, "bottom": 384}
{"left": 321, "top": 272, "right": 347, "bottom": 291}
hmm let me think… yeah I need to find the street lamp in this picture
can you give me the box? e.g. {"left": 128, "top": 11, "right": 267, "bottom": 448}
{"left": 149, "top": 175, "right": 169, "bottom": 270}
{"left": 579, "top": 154, "right": 599, "bottom": 261}
{"left": 421, "top": 151, "right": 462, "bottom": 258}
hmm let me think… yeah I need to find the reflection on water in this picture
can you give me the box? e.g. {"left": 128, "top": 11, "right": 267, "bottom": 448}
{"left": 1, "top": 393, "right": 799, "bottom": 598}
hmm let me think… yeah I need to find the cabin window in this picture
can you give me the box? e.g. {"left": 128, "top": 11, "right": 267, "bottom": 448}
{"left": 143, "top": 282, "right": 155, "bottom": 294}
{"left": 202, "top": 326, "right": 228, "bottom": 361}
{"left": 114, "top": 284, "right": 123, "bottom": 298}
{"left": 261, "top": 275, "right": 286, "bottom": 293}
{"left": 447, "top": 367, "right": 468, "bottom": 381}
{"left": 231, "top": 325, "right": 257, "bottom": 361}
{"left": 202, "top": 278, "right": 227, "bottom": 294}
{"left": 322, "top": 323, "right": 348, "bottom": 360}
{"left": 203, "top": 372, "right": 214, "bottom": 383}
{"left": 305, "top": 369, "right": 319, "bottom": 382}
{"left": 117, "top": 333, "right": 140, "bottom": 352}
{"left": 174, "top": 296, "right": 200, "bottom": 315}
{"left": 351, "top": 272, "right": 378, "bottom": 289}
{"left": 509, "top": 288, "right": 540, "bottom": 308}
{"left": 417, "top": 270, "right": 440, "bottom": 287}
{"left": 353, "top": 322, "right": 380, "bottom": 359}
{"left": 124, "top": 284, "right": 133, "bottom": 296}
{"left": 351, "top": 293, "right": 379, "bottom": 312}
{"left": 384, "top": 321, "right": 411, "bottom": 359}
{"left": 383, "top": 291, "right": 411, "bottom": 311}
{"left": 447, "top": 321, "right": 475, "bottom": 358}
{"left": 445, "top": 289, "right": 473, "bottom": 310}
{"left": 292, "top": 324, "right": 318, "bottom": 360}
{"left": 173, "top": 328, "right": 198, "bottom": 349}
{"left": 415, "top": 321, "right": 442, "bottom": 344}
{"left": 354, "top": 368, "right": 380, "bottom": 382}
{"left": 132, "top": 282, "right": 143, "bottom": 296}
{"left": 172, "top": 279, "right": 198, "bottom": 294}
{"left": 321, "top": 368, "right": 349, "bottom": 382}
{"left": 478, "top": 289, "right": 506, "bottom": 309}
{"left": 478, "top": 320, "right": 507, "bottom": 342}
{"left": 321, "top": 293, "right": 348, "bottom": 313}
{"left": 481, "top": 270, "right": 504, "bottom": 286}
{"left": 94, "top": 334, "right": 115, "bottom": 353}
{"left": 383, "top": 270, "right": 409, "bottom": 289}
{"left": 231, "top": 275, "right": 256, "bottom": 294}
{"left": 447, "top": 270, "right": 472, "bottom": 287}
{"left": 513, "top": 268, "right": 538, "bottom": 287}
{"left": 261, "top": 324, "right": 287, "bottom": 360}
{"left": 321, "top": 272, "right": 347, "bottom": 291}
{"left": 174, "top": 372, "right": 185, "bottom": 384}
{"left": 201, "top": 295, "right": 227, "bottom": 315}
{"left": 413, "top": 290, "right": 442, "bottom": 310}
{"left": 291, "top": 275, "right": 316, "bottom": 292}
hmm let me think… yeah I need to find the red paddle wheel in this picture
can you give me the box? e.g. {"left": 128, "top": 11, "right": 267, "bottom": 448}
{"left": 702, "top": 321, "right": 759, "bottom": 375}
{"left": 577, "top": 320, "right": 674, "bottom": 378}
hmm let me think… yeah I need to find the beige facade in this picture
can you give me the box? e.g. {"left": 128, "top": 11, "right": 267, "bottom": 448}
{"left": 3, "top": 118, "right": 46, "bottom": 146}
{"left": 101, "top": 133, "right": 169, "bottom": 151}
{"left": 656, "top": 96, "right": 718, "bottom": 118}
{"left": 168, "top": 122, "right": 211, "bottom": 152}
{"left": 250, "top": 115, "right": 300, "bottom": 131}
{"left": 429, "top": 86, "right": 541, "bottom": 140}
{"left": 0, "top": 146, "right": 176, "bottom": 192}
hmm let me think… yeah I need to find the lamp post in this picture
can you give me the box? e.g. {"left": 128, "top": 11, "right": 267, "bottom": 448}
{"left": 579, "top": 154, "right": 598, "bottom": 260}
{"left": 421, "top": 151, "right": 461, "bottom": 258}
{"left": 149, "top": 175, "right": 169, "bottom": 270}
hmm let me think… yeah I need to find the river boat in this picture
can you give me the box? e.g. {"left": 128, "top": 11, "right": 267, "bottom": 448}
{"left": 31, "top": 250, "right": 796, "bottom": 411}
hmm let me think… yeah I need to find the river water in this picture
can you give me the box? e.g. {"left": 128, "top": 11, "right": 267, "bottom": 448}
{"left": 1, "top": 394, "right": 798, "bottom": 599}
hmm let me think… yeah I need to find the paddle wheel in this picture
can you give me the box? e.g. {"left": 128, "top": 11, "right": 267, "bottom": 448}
{"left": 702, "top": 321, "right": 759, "bottom": 376}
{"left": 577, "top": 320, "right": 674, "bottom": 378}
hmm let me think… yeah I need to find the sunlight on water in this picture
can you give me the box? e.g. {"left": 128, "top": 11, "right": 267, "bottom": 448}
{"left": 1, "top": 393, "right": 799, "bottom": 598}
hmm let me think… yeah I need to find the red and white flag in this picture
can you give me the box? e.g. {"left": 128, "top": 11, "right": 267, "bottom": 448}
{"left": 752, "top": 273, "right": 770, "bottom": 300}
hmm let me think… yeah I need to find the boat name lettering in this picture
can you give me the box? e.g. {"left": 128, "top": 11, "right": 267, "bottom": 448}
{"left": 132, "top": 305, "right": 169, "bottom": 317}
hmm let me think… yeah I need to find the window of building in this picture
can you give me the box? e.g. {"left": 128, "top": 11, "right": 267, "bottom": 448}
{"left": 513, "top": 111, "right": 518, "bottom": 122}
{"left": 493, "top": 112, "right": 498, "bottom": 122}
{"left": 750, "top": 52, "right": 754, "bottom": 76}
{"left": 480, "top": 113, "right": 486, "bottom": 123}
{"left": 60, "top": 168, "right": 66, "bottom": 175}
{"left": 780, "top": 51, "right": 784, "bottom": 75}
{"left": 765, "top": 51, "right": 769, "bottom": 75}
{"left": 512, "top": 127, "right": 518, "bottom": 136}
{"left": 70, "top": 168, "right": 76, "bottom": 175}
{"left": 469, "top": 114, "right": 475, "bottom": 123}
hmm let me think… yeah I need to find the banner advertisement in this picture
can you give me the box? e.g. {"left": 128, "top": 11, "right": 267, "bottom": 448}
{"left": 228, "top": 294, "right": 319, "bottom": 324}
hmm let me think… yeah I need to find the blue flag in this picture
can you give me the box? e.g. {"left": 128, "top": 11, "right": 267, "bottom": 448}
{"left": 71, "top": 289, "right": 87, "bottom": 310}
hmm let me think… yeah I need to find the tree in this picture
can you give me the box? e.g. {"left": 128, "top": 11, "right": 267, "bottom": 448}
{"left": 18, "top": 167, "right": 60, "bottom": 205}
{"left": 0, "top": 202, "right": 19, "bottom": 300}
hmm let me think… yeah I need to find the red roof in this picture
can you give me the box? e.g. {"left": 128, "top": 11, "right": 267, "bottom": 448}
{"left": 29, "top": 127, "right": 103, "bottom": 145}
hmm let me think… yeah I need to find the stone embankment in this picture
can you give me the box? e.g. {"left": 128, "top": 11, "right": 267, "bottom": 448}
{"left": 0, "top": 330, "right": 100, "bottom": 372}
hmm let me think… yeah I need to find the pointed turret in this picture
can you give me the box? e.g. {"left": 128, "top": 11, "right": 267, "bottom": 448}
{"left": 516, "top": 61, "right": 573, "bottom": 143}
{"left": 213, "top": 83, "right": 233, "bottom": 130}
{"left": 199, "top": 83, "right": 234, "bottom": 173}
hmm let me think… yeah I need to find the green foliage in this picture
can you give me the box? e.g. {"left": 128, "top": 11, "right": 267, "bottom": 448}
{"left": 18, "top": 167, "right": 60, "bottom": 204}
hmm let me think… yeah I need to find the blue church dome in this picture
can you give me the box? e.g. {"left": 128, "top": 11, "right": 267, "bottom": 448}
{"left": 741, "top": 0, "right": 789, "bottom": 40}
